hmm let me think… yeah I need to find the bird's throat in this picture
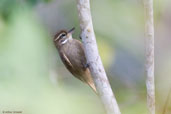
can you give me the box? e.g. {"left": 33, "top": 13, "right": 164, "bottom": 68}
{"left": 61, "top": 39, "right": 68, "bottom": 45}
{"left": 61, "top": 35, "right": 73, "bottom": 45}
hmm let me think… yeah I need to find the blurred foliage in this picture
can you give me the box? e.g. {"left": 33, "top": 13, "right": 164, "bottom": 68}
{"left": 0, "top": 0, "right": 50, "bottom": 20}
{"left": 97, "top": 37, "right": 115, "bottom": 68}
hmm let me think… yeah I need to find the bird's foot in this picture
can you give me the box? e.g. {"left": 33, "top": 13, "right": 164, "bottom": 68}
{"left": 84, "top": 63, "right": 89, "bottom": 68}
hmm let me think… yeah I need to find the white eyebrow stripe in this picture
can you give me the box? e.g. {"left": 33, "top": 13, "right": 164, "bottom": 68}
{"left": 54, "top": 33, "right": 65, "bottom": 41}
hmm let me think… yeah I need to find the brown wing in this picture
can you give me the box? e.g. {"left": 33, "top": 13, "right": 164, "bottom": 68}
{"left": 73, "top": 40, "right": 88, "bottom": 70}
{"left": 59, "top": 52, "right": 76, "bottom": 75}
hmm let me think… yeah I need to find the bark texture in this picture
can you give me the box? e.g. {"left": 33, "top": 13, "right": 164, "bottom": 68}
{"left": 76, "top": 0, "right": 121, "bottom": 114}
{"left": 143, "top": 0, "right": 155, "bottom": 114}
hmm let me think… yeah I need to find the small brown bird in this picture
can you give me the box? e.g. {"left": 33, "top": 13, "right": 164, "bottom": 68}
{"left": 54, "top": 27, "right": 96, "bottom": 92}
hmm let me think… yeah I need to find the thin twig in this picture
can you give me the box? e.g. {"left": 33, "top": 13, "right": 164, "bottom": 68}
{"left": 76, "top": 0, "right": 121, "bottom": 114}
{"left": 143, "top": 0, "right": 155, "bottom": 114}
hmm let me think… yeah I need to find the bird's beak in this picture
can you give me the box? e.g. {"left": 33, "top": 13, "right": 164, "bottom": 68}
{"left": 67, "top": 27, "right": 75, "bottom": 34}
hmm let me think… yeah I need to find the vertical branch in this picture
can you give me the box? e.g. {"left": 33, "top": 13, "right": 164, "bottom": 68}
{"left": 76, "top": 0, "right": 121, "bottom": 114}
{"left": 143, "top": 0, "right": 155, "bottom": 114}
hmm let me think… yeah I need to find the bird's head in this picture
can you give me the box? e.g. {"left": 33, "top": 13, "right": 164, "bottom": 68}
{"left": 54, "top": 27, "right": 75, "bottom": 48}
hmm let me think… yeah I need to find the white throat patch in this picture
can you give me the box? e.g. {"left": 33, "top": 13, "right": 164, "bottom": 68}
{"left": 61, "top": 39, "right": 68, "bottom": 45}
{"left": 60, "top": 34, "right": 73, "bottom": 45}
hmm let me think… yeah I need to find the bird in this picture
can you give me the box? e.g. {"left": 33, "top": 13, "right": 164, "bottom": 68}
{"left": 53, "top": 27, "right": 97, "bottom": 93}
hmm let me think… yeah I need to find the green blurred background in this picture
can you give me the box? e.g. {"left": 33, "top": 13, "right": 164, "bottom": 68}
{"left": 0, "top": 0, "right": 170, "bottom": 114}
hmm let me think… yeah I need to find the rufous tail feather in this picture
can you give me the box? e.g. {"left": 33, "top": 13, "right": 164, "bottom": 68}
{"left": 88, "top": 82, "right": 97, "bottom": 94}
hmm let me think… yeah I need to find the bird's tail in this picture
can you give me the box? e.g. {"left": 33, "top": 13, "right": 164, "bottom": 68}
{"left": 84, "top": 69, "right": 97, "bottom": 94}
{"left": 87, "top": 80, "right": 97, "bottom": 94}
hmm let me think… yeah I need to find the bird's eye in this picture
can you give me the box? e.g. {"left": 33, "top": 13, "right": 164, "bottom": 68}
{"left": 61, "top": 33, "right": 66, "bottom": 37}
